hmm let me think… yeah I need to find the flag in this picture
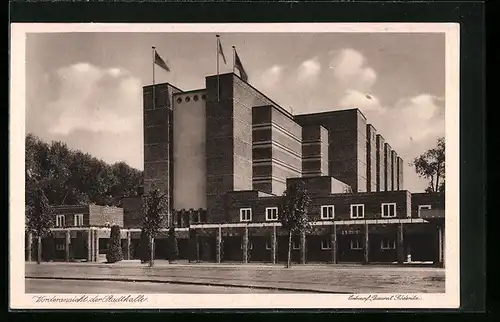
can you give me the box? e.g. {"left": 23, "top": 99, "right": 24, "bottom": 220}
{"left": 234, "top": 49, "right": 248, "bottom": 81}
{"left": 154, "top": 50, "right": 170, "bottom": 72}
{"left": 218, "top": 38, "right": 227, "bottom": 65}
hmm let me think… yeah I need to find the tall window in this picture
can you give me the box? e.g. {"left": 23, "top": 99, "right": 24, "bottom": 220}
{"left": 74, "top": 214, "right": 84, "bottom": 227}
{"left": 265, "top": 240, "right": 272, "bottom": 250}
{"left": 292, "top": 240, "right": 300, "bottom": 250}
{"left": 321, "top": 239, "right": 332, "bottom": 250}
{"left": 350, "top": 239, "right": 362, "bottom": 250}
{"left": 265, "top": 207, "right": 278, "bottom": 221}
{"left": 321, "top": 205, "right": 335, "bottom": 220}
{"left": 350, "top": 204, "right": 365, "bottom": 219}
{"left": 418, "top": 205, "right": 432, "bottom": 217}
{"left": 381, "top": 239, "right": 396, "bottom": 250}
{"left": 381, "top": 203, "right": 397, "bottom": 218}
{"left": 240, "top": 208, "right": 252, "bottom": 222}
{"left": 55, "top": 215, "right": 65, "bottom": 227}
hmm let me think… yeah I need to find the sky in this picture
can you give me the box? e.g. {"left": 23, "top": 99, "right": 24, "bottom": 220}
{"left": 25, "top": 32, "right": 445, "bottom": 193}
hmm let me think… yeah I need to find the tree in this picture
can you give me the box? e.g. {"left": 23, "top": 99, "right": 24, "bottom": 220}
{"left": 166, "top": 227, "right": 179, "bottom": 263}
{"left": 138, "top": 229, "right": 151, "bottom": 264}
{"left": 26, "top": 176, "right": 54, "bottom": 264}
{"left": 106, "top": 225, "right": 123, "bottom": 263}
{"left": 25, "top": 134, "right": 143, "bottom": 208}
{"left": 279, "top": 180, "right": 312, "bottom": 268}
{"left": 412, "top": 137, "right": 445, "bottom": 192}
{"left": 141, "top": 186, "right": 168, "bottom": 267}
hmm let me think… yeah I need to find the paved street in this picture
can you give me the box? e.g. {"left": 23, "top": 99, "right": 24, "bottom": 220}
{"left": 26, "top": 278, "right": 296, "bottom": 294}
{"left": 25, "top": 261, "right": 445, "bottom": 293}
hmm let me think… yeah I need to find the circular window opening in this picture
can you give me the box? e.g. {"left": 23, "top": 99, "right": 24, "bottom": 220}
{"left": 201, "top": 94, "right": 206, "bottom": 100}
{"left": 193, "top": 95, "right": 199, "bottom": 101}
{"left": 176, "top": 97, "right": 182, "bottom": 104}
{"left": 185, "top": 96, "right": 190, "bottom": 102}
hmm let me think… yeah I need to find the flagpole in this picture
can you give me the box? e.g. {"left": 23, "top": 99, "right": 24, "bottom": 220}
{"left": 152, "top": 46, "right": 156, "bottom": 111}
{"left": 232, "top": 46, "right": 236, "bottom": 74}
{"left": 216, "top": 35, "right": 220, "bottom": 102}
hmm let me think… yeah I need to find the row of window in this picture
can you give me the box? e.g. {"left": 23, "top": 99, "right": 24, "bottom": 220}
{"left": 242, "top": 239, "right": 396, "bottom": 251}
{"left": 175, "top": 94, "right": 206, "bottom": 104}
{"left": 55, "top": 214, "right": 84, "bottom": 228}
{"left": 240, "top": 205, "right": 433, "bottom": 222}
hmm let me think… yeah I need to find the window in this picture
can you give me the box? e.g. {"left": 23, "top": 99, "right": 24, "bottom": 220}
{"left": 265, "top": 207, "right": 278, "bottom": 221}
{"left": 193, "top": 95, "right": 199, "bottom": 101}
{"left": 265, "top": 240, "right": 272, "bottom": 250}
{"left": 350, "top": 204, "right": 365, "bottom": 219}
{"left": 176, "top": 97, "right": 182, "bottom": 104}
{"left": 381, "top": 239, "right": 396, "bottom": 250}
{"left": 292, "top": 240, "right": 300, "bottom": 250}
{"left": 381, "top": 203, "right": 397, "bottom": 218}
{"left": 350, "top": 239, "right": 362, "bottom": 250}
{"left": 56, "top": 243, "right": 65, "bottom": 251}
{"left": 240, "top": 208, "right": 252, "bottom": 222}
{"left": 418, "top": 205, "right": 432, "bottom": 217}
{"left": 55, "top": 215, "right": 65, "bottom": 227}
{"left": 321, "top": 239, "right": 331, "bottom": 250}
{"left": 185, "top": 96, "right": 191, "bottom": 102}
{"left": 321, "top": 205, "right": 335, "bottom": 220}
{"left": 73, "top": 214, "right": 84, "bottom": 227}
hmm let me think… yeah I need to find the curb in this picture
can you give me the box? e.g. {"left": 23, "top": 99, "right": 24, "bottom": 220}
{"left": 25, "top": 276, "right": 349, "bottom": 294}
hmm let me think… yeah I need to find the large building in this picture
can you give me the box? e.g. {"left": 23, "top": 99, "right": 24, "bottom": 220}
{"left": 26, "top": 72, "right": 445, "bottom": 266}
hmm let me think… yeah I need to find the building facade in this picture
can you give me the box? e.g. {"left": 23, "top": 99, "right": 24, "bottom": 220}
{"left": 26, "top": 72, "right": 445, "bottom": 266}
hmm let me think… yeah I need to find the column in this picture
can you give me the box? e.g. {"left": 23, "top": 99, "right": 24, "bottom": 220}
{"left": 126, "top": 230, "right": 131, "bottom": 260}
{"left": 397, "top": 223, "right": 404, "bottom": 264}
{"left": 438, "top": 224, "right": 444, "bottom": 267}
{"left": 271, "top": 225, "right": 277, "bottom": 264}
{"left": 364, "top": 223, "right": 369, "bottom": 264}
{"left": 93, "top": 229, "right": 98, "bottom": 262}
{"left": 242, "top": 226, "right": 249, "bottom": 264}
{"left": 27, "top": 232, "right": 32, "bottom": 262}
{"left": 87, "top": 228, "right": 92, "bottom": 262}
{"left": 300, "top": 230, "right": 306, "bottom": 264}
{"left": 331, "top": 223, "right": 337, "bottom": 264}
{"left": 65, "top": 229, "right": 70, "bottom": 262}
{"left": 216, "top": 225, "right": 222, "bottom": 263}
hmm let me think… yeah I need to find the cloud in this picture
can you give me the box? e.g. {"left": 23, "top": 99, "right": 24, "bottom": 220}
{"left": 26, "top": 62, "right": 143, "bottom": 169}
{"left": 260, "top": 65, "right": 284, "bottom": 89}
{"left": 297, "top": 58, "right": 321, "bottom": 83}
{"left": 329, "top": 48, "right": 377, "bottom": 91}
{"left": 47, "top": 62, "right": 141, "bottom": 135}
{"left": 338, "top": 90, "right": 382, "bottom": 111}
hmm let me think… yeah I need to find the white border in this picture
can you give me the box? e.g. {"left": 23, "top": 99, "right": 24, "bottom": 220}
{"left": 9, "top": 22, "right": 460, "bottom": 309}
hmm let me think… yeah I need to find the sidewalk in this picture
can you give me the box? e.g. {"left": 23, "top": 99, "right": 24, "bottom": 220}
{"left": 25, "top": 261, "right": 445, "bottom": 294}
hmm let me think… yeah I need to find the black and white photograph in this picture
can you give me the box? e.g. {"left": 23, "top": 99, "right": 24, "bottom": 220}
{"left": 10, "top": 23, "right": 460, "bottom": 309}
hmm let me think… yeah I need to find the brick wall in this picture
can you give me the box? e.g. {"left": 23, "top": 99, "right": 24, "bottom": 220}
{"left": 366, "top": 124, "right": 377, "bottom": 192}
{"left": 295, "top": 109, "right": 362, "bottom": 192}
{"left": 391, "top": 150, "right": 398, "bottom": 191}
{"left": 88, "top": 204, "right": 124, "bottom": 227}
{"left": 302, "top": 125, "right": 329, "bottom": 177}
{"left": 143, "top": 83, "right": 182, "bottom": 213}
{"left": 384, "top": 143, "right": 392, "bottom": 191}
{"left": 53, "top": 205, "right": 90, "bottom": 227}
{"left": 121, "top": 197, "right": 143, "bottom": 228}
{"left": 397, "top": 157, "right": 404, "bottom": 190}
{"left": 411, "top": 192, "right": 445, "bottom": 217}
{"left": 376, "top": 134, "right": 386, "bottom": 192}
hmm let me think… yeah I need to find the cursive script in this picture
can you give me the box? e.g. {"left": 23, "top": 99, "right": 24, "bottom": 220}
{"left": 348, "top": 294, "right": 422, "bottom": 302}
{"left": 32, "top": 295, "right": 148, "bottom": 304}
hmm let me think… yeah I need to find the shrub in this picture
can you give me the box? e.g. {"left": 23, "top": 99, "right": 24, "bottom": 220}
{"left": 166, "top": 227, "right": 178, "bottom": 263}
{"left": 106, "top": 225, "right": 123, "bottom": 263}
{"left": 138, "top": 229, "right": 151, "bottom": 263}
